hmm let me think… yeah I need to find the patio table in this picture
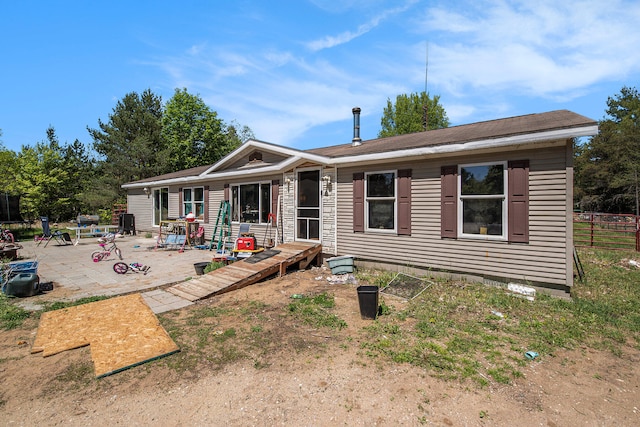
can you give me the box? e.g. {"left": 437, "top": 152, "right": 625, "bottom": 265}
{"left": 66, "top": 225, "right": 119, "bottom": 246}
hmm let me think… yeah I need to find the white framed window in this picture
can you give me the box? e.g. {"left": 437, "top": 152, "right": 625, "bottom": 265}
{"left": 153, "top": 187, "right": 169, "bottom": 226}
{"left": 231, "top": 182, "right": 271, "bottom": 224}
{"left": 365, "top": 171, "right": 396, "bottom": 232}
{"left": 182, "top": 187, "right": 205, "bottom": 220}
{"left": 458, "top": 162, "right": 507, "bottom": 239}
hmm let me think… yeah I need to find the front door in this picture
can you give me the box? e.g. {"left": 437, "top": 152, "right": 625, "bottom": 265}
{"left": 296, "top": 169, "right": 320, "bottom": 240}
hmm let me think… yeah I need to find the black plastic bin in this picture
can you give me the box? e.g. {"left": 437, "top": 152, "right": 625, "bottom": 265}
{"left": 194, "top": 262, "right": 209, "bottom": 275}
{"left": 119, "top": 213, "right": 136, "bottom": 235}
{"left": 357, "top": 285, "right": 379, "bottom": 319}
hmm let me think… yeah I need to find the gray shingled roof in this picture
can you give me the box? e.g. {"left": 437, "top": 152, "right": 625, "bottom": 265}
{"left": 126, "top": 164, "right": 212, "bottom": 185}
{"left": 124, "top": 110, "right": 596, "bottom": 187}
{"left": 305, "top": 110, "right": 596, "bottom": 158}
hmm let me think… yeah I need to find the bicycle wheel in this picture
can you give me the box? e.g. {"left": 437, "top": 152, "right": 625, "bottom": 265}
{"left": 114, "top": 247, "right": 123, "bottom": 260}
{"left": 91, "top": 251, "right": 104, "bottom": 262}
{"left": 113, "top": 262, "right": 128, "bottom": 274}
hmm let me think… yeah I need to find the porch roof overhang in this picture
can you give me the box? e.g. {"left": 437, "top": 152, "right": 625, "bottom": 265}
{"left": 122, "top": 156, "right": 304, "bottom": 189}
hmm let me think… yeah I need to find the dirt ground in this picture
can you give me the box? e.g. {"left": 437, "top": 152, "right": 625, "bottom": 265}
{"left": 1, "top": 268, "right": 639, "bottom": 426}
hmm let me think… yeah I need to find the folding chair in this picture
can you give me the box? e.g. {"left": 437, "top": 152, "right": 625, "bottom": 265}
{"left": 36, "top": 217, "right": 72, "bottom": 247}
{"left": 233, "top": 223, "right": 251, "bottom": 248}
{"left": 35, "top": 217, "right": 52, "bottom": 247}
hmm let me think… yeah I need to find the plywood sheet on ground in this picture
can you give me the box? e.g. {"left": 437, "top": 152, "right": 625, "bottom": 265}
{"left": 31, "top": 293, "right": 179, "bottom": 377}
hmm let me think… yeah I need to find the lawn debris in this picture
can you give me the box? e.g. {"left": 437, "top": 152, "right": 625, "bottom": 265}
{"left": 507, "top": 283, "right": 536, "bottom": 301}
{"left": 380, "top": 273, "right": 434, "bottom": 300}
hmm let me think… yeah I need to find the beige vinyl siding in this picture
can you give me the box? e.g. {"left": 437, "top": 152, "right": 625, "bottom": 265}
{"left": 168, "top": 186, "right": 181, "bottom": 219}
{"left": 126, "top": 190, "right": 153, "bottom": 232}
{"left": 335, "top": 144, "right": 571, "bottom": 287}
{"left": 225, "top": 151, "right": 289, "bottom": 171}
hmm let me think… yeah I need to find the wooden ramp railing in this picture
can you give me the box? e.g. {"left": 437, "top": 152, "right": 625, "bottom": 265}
{"left": 167, "top": 242, "right": 322, "bottom": 302}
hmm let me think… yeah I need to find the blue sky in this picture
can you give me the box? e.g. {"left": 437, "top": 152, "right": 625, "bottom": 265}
{"left": 1, "top": 0, "right": 639, "bottom": 153}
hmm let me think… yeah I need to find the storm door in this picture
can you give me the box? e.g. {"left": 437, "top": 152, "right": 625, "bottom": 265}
{"left": 296, "top": 169, "right": 321, "bottom": 240}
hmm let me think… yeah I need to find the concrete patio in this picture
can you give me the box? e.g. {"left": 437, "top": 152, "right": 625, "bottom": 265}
{"left": 10, "top": 234, "right": 217, "bottom": 313}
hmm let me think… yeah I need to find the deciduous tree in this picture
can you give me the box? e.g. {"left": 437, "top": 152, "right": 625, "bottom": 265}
{"left": 15, "top": 128, "right": 70, "bottom": 221}
{"left": 0, "top": 130, "right": 19, "bottom": 196}
{"left": 379, "top": 91, "right": 449, "bottom": 138}
{"left": 162, "top": 88, "right": 249, "bottom": 170}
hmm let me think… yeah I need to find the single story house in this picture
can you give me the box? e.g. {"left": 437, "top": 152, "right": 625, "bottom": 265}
{"left": 122, "top": 109, "right": 598, "bottom": 292}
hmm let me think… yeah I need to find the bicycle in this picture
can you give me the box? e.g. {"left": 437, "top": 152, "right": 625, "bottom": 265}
{"left": 91, "top": 233, "right": 123, "bottom": 262}
{"left": 113, "top": 262, "right": 150, "bottom": 275}
{"left": 0, "top": 225, "right": 14, "bottom": 243}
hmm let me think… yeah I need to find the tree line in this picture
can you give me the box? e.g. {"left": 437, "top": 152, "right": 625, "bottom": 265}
{"left": 574, "top": 86, "right": 640, "bottom": 215}
{"left": 12, "top": 85, "right": 637, "bottom": 221}
{"left": 0, "top": 89, "right": 449, "bottom": 223}
{"left": 0, "top": 88, "right": 253, "bottom": 222}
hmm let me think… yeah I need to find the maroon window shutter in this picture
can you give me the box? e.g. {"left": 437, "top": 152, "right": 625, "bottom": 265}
{"left": 353, "top": 173, "right": 365, "bottom": 232}
{"left": 271, "top": 179, "right": 279, "bottom": 225}
{"left": 397, "top": 169, "right": 411, "bottom": 235}
{"left": 508, "top": 160, "right": 529, "bottom": 243}
{"left": 441, "top": 166, "right": 457, "bottom": 238}
{"left": 203, "top": 185, "right": 210, "bottom": 223}
{"left": 223, "top": 183, "right": 230, "bottom": 202}
{"left": 178, "top": 187, "right": 183, "bottom": 217}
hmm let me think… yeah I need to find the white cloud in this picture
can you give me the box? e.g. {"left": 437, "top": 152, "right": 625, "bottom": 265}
{"left": 150, "top": 0, "right": 640, "bottom": 148}
{"left": 306, "top": 0, "right": 418, "bottom": 51}
{"left": 421, "top": 0, "right": 640, "bottom": 101}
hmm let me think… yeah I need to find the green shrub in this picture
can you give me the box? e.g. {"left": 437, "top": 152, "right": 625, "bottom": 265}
{"left": 204, "top": 261, "right": 226, "bottom": 274}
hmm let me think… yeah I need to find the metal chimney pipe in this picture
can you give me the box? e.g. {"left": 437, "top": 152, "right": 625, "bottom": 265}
{"left": 352, "top": 107, "right": 362, "bottom": 146}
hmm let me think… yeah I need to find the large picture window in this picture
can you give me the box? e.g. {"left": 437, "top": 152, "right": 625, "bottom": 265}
{"left": 459, "top": 163, "right": 506, "bottom": 238}
{"left": 441, "top": 160, "right": 528, "bottom": 242}
{"left": 182, "top": 187, "right": 205, "bottom": 220}
{"left": 231, "top": 182, "right": 271, "bottom": 223}
{"left": 365, "top": 171, "right": 396, "bottom": 231}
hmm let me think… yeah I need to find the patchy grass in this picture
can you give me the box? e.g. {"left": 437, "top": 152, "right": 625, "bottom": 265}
{"left": 40, "top": 296, "right": 112, "bottom": 313}
{"left": 287, "top": 293, "right": 347, "bottom": 330}
{"left": 357, "top": 248, "right": 640, "bottom": 385}
{"left": 53, "top": 360, "right": 95, "bottom": 388}
{"left": 0, "top": 294, "right": 31, "bottom": 330}
{"left": 1, "top": 294, "right": 112, "bottom": 330}
{"left": 157, "top": 292, "right": 349, "bottom": 373}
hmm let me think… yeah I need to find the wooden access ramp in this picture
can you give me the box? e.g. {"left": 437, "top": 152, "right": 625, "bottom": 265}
{"left": 167, "top": 242, "right": 322, "bottom": 302}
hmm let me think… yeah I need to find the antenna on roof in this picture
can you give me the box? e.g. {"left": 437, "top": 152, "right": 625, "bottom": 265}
{"left": 423, "top": 41, "right": 429, "bottom": 131}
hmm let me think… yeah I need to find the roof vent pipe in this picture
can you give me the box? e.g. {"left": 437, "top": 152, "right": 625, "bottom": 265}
{"left": 351, "top": 107, "right": 362, "bottom": 146}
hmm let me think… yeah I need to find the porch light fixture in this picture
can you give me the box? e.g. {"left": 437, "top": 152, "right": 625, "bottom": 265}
{"left": 322, "top": 175, "right": 332, "bottom": 196}
{"left": 143, "top": 187, "right": 150, "bottom": 198}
